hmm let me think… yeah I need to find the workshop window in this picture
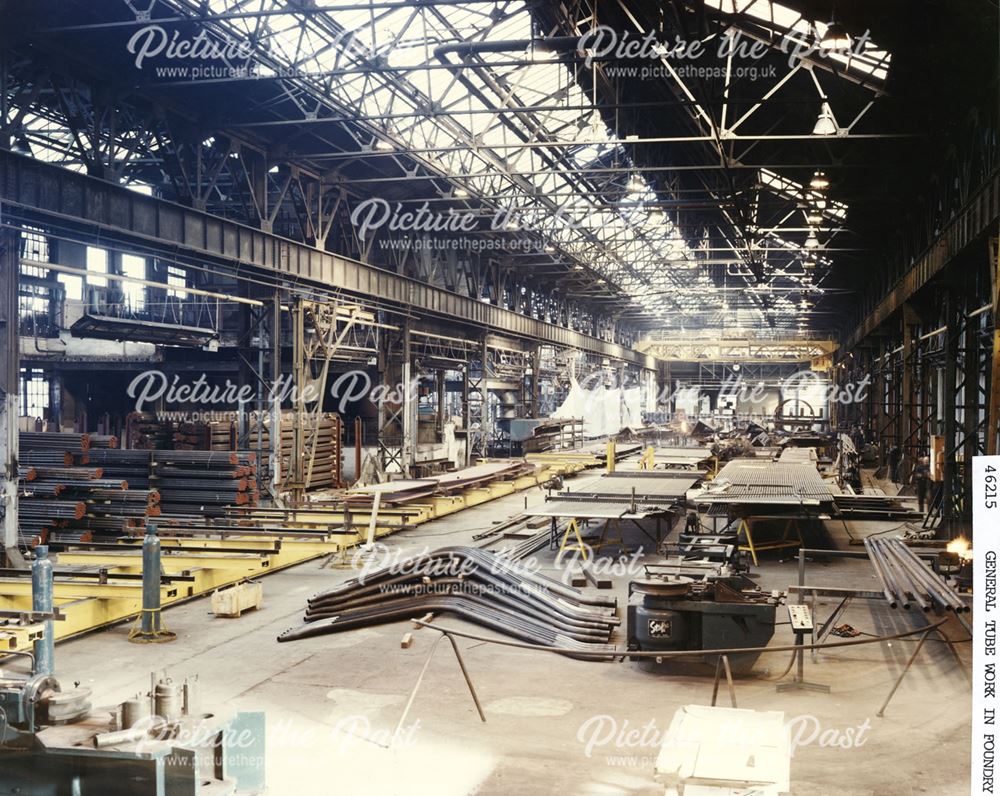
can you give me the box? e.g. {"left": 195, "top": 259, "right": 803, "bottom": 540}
{"left": 58, "top": 273, "right": 83, "bottom": 301}
{"left": 20, "top": 369, "right": 49, "bottom": 419}
{"left": 121, "top": 254, "right": 147, "bottom": 311}
{"left": 167, "top": 265, "right": 188, "bottom": 299}
{"left": 20, "top": 227, "right": 49, "bottom": 267}
{"left": 86, "top": 246, "right": 108, "bottom": 288}
{"left": 19, "top": 284, "right": 49, "bottom": 317}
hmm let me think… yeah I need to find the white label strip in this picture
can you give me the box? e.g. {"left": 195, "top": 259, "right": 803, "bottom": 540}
{"left": 973, "top": 455, "right": 1000, "bottom": 795}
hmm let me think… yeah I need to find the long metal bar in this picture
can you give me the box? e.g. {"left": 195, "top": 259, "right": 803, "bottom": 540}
{"left": 885, "top": 541, "right": 966, "bottom": 612}
{"left": 876, "top": 629, "right": 933, "bottom": 718}
{"left": 863, "top": 538, "right": 899, "bottom": 608}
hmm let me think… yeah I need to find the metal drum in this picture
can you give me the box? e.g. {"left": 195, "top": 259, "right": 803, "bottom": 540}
{"left": 120, "top": 696, "right": 150, "bottom": 729}
{"left": 153, "top": 681, "right": 182, "bottom": 722}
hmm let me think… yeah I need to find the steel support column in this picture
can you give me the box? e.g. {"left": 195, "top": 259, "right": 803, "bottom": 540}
{"left": 269, "top": 292, "right": 282, "bottom": 497}
{"left": 463, "top": 337, "right": 488, "bottom": 465}
{"left": 377, "top": 323, "right": 412, "bottom": 477}
{"left": 0, "top": 219, "right": 19, "bottom": 564}
{"left": 941, "top": 289, "right": 960, "bottom": 535}
{"left": 989, "top": 238, "right": 1000, "bottom": 455}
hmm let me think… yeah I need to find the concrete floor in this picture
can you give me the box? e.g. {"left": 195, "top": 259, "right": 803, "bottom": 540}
{"left": 48, "top": 470, "right": 971, "bottom": 795}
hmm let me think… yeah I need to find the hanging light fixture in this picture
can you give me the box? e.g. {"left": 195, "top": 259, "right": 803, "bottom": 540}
{"left": 819, "top": 19, "right": 852, "bottom": 52}
{"left": 453, "top": 187, "right": 469, "bottom": 198}
{"left": 806, "top": 210, "right": 823, "bottom": 225}
{"left": 810, "top": 171, "right": 830, "bottom": 190}
{"left": 804, "top": 230, "right": 820, "bottom": 249}
{"left": 374, "top": 138, "right": 394, "bottom": 151}
{"left": 11, "top": 134, "right": 32, "bottom": 156}
{"left": 813, "top": 102, "right": 838, "bottom": 136}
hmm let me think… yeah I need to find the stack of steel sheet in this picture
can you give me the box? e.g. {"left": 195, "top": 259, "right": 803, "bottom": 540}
{"left": 528, "top": 470, "right": 705, "bottom": 520}
{"left": 650, "top": 446, "right": 713, "bottom": 469}
{"left": 693, "top": 460, "right": 834, "bottom": 507}
{"left": 278, "top": 546, "right": 619, "bottom": 652}
{"left": 345, "top": 461, "right": 536, "bottom": 506}
{"left": 778, "top": 447, "right": 818, "bottom": 464}
{"left": 865, "top": 537, "right": 968, "bottom": 612}
{"left": 834, "top": 494, "right": 924, "bottom": 520}
{"left": 151, "top": 451, "right": 258, "bottom": 515}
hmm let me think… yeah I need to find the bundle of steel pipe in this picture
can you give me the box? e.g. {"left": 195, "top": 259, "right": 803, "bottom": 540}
{"left": 47, "top": 478, "right": 128, "bottom": 490}
{"left": 151, "top": 451, "right": 254, "bottom": 467}
{"left": 865, "top": 537, "right": 968, "bottom": 612}
{"left": 279, "top": 546, "right": 618, "bottom": 651}
{"left": 16, "top": 446, "right": 161, "bottom": 547}
{"left": 47, "top": 530, "right": 94, "bottom": 544}
{"left": 79, "top": 450, "right": 152, "bottom": 488}
{"left": 21, "top": 451, "right": 76, "bottom": 466}
{"left": 18, "top": 529, "right": 46, "bottom": 547}
{"left": 153, "top": 478, "right": 249, "bottom": 491}
{"left": 82, "top": 489, "right": 159, "bottom": 505}
{"left": 153, "top": 466, "right": 250, "bottom": 479}
{"left": 16, "top": 466, "right": 37, "bottom": 482}
{"left": 32, "top": 466, "right": 103, "bottom": 480}
{"left": 20, "top": 431, "right": 91, "bottom": 452}
{"left": 151, "top": 450, "right": 258, "bottom": 515}
{"left": 83, "top": 450, "right": 153, "bottom": 464}
{"left": 19, "top": 500, "right": 86, "bottom": 520}
{"left": 19, "top": 482, "right": 64, "bottom": 498}
{"left": 88, "top": 434, "right": 119, "bottom": 449}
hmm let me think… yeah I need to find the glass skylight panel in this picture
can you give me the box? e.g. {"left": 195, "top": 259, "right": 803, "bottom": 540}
{"left": 153, "top": 0, "right": 871, "bottom": 325}
{"left": 702, "top": 0, "right": 891, "bottom": 82}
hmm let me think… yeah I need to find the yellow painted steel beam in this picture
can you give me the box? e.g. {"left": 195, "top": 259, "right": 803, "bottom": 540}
{"left": 56, "top": 551, "right": 278, "bottom": 571}
{"left": 0, "top": 622, "right": 46, "bottom": 653}
{"left": 0, "top": 579, "right": 166, "bottom": 600}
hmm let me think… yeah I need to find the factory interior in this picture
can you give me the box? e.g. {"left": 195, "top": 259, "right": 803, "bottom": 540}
{"left": 0, "top": 1, "right": 990, "bottom": 794}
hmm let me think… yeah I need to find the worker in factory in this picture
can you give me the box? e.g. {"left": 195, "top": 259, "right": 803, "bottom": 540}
{"left": 850, "top": 424, "right": 865, "bottom": 452}
{"left": 888, "top": 445, "right": 902, "bottom": 484}
{"left": 912, "top": 456, "right": 932, "bottom": 513}
{"left": 685, "top": 510, "right": 702, "bottom": 535}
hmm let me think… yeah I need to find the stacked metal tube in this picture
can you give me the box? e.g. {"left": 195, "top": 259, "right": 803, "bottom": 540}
{"left": 865, "top": 537, "right": 968, "bottom": 613}
{"left": 17, "top": 434, "right": 159, "bottom": 546}
{"left": 19, "top": 431, "right": 91, "bottom": 453}
{"left": 279, "top": 546, "right": 619, "bottom": 652}
{"left": 151, "top": 451, "right": 258, "bottom": 516}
